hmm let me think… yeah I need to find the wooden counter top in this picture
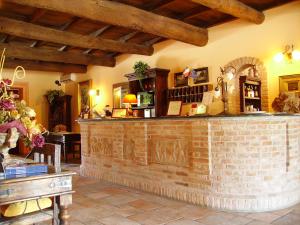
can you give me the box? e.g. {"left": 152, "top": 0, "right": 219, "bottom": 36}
{"left": 78, "top": 113, "right": 300, "bottom": 123}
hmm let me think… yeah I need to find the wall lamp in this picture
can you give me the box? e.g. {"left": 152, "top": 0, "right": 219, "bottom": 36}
{"left": 215, "top": 66, "right": 236, "bottom": 114}
{"left": 89, "top": 89, "right": 100, "bottom": 96}
{"left": 274, "top": 45, "right": 300, "bottom": 63}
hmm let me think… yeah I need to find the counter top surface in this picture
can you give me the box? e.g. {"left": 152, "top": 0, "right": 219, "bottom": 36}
{"left": 78, "top": 112, "right": 300, "bottom": 123}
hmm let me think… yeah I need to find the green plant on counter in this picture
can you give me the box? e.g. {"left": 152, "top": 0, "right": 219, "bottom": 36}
{"left": 46, "top": 89, "right": 65, "bottom": 105}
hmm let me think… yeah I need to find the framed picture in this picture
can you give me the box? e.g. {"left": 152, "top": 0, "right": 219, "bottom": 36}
{"left": 167, "top": 101, "right": 182, "bottom": 116}
{"left": 78, "top": 80, "right": 92, "bottom": 115}
{"left": 112, "top": 82, "right": 129, "bottom": 108}
{"left": 174, "top": 72, "right": 188, "bottom": 87}
{"left": 193, "top": 67, "right": 209, "bottom": 84}
{"left": 279, "top": 74, "right": 300, "bottom": 93}
{"left": 112, "top": 108, "right": 128, "bottom": 118}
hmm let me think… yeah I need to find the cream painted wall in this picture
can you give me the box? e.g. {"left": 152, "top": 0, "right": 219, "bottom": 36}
{"left": 66, "top": 1, "right": 300, "bottom": 129}
{"left": 2, "top": 68, "right": 62, "bottom": 128}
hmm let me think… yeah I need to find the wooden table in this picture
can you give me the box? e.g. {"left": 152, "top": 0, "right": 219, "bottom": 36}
{"left": 45, "top": 132, "right": 81, "bottom": 163}
{"left": 0, "top": 168, "right": 75, "bottom": 225}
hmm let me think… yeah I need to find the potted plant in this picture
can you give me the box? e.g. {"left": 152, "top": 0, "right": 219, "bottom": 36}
{"left": 133, "top": 61, "right": 150, "bottom": 91}
{"left": 133, "top": 61, "right": 150, "bottom": 79}
{"left": 45, "top": 90, "right": 65, "bottom": 105}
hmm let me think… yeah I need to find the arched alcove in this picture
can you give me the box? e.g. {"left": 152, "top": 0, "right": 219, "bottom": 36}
{"left": 224, "top": 57, "right": 269, "bottom": 114}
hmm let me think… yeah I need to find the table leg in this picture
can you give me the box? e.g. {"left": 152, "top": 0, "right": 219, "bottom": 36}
{"left": 58, "top": 194, "right": 72, "bottom": 225}
{"left": 62, "top": 143, "right": 67, "bottom": 163}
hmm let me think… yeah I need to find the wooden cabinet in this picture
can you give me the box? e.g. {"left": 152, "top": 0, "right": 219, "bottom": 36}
{"left": 125, "top": 68, "right": 169, "bottom": 117}
{"left": 239, "top": 76, "right": 262, "bottom": 112}
{"left": 47, "top": 95, "right": 72, "bottom": 131}
{"left": 167, "top": 84, "right": 213, "bottom": 104}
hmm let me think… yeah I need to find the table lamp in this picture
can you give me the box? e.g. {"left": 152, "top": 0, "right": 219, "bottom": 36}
{"left": 123, "top": 94, "right": 137, "bottom": 115}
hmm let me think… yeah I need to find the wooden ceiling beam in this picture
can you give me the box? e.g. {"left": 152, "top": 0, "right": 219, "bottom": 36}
{"left": 9, "top": 0, "right": 208, "bottom": 46}
{"left": 0, "top": 16, "right": 153, "bottom": 56}
{"left": 61, "top": 24, "right": 111, "bottom": 52}
{"left": 1, "top": 8, "right": 46, "bottom": 43}
{"left": 191, "top": 0, "right": 265, "bottom": 24}
{"left": 0, "top": 42, "right": 115, "bottom": 67}
{"left": 4, "top": 58, "right": 87, "bottom": 73}
{"left": 31, "top": 17, "right": 81, "bottom": 48}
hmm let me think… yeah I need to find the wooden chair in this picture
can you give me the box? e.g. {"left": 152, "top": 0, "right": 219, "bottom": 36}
{"left": 0, "top": 143, "right": 63, "bottom": 225}
{"left": 29, "top": 143, "right": 61, "bottom": 173}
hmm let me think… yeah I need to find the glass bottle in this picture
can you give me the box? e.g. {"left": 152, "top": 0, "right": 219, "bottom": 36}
{"left": 250, "top": 85, "right": 254, "bottom": 98}
{"left": 254, "top": 86, "right": 258, "bottom": 97}
{"left": 247, "top": 86, "right": 251, "bottom": 97}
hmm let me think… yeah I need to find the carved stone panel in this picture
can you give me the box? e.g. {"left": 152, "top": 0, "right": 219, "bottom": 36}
{"left": 90, "top": 136, "right": 113, "bottom": 157}
{"left": 123, "top": 138, "right": 135, "bottom": 160}
{"left": 149, "top": 139, "right": 190, "bottom": 167}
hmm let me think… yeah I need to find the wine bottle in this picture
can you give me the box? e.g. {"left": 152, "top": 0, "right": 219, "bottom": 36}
{"left": 254, "top": 86, "right": 258, "bottom": 97}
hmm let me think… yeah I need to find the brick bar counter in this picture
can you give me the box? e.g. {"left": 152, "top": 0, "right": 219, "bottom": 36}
{"left": 78, "top": 115, "right": 300, "bottom": 212}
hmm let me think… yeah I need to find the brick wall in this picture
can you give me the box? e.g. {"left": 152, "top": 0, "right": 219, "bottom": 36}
{"left": 80, "top": 116, "right": 300, "bottom": 212}
{"left": 225, "top": 57, "right": 269, "bottom": 114}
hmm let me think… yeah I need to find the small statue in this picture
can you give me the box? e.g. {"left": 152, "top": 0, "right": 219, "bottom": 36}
{"left": 79, "top": 105, "right": 90, "bottom": 119}
{"left": 104, "top": 105, "right": 112, "bottom": 117}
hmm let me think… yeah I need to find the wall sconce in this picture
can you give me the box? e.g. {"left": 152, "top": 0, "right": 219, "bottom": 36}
{"left": 274, "top": 45, "right": 300, "bottom": 63}
{"left": 215, "top": 66, "right": 236, "bottom": 114}
{"left": 89, "top": 89, "right": 100, "bottom": 96}
{"left": 89, "top": 89, "right": 101, "bottom": 105}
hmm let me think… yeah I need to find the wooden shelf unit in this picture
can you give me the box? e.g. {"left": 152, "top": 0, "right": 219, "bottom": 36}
{"left": 124, "top": 68, "right": 169, "bottom": 117}
{"left": 47, "top": 95, "right": 72, "bottom": 131}
{"left": 167, "top": 84, "right": 213, "bottom": 104}
{"left": 239, "top": 76, "right": 262, "bottom": 112}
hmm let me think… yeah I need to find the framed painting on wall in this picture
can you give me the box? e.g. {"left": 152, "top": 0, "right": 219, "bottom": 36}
{"left": 78, "top": 80, "right": 92, "bottom": 116}
{"left": 193, "top": 67, "right": 209, "bottom": 84}
{"left": 174, "top": 72, "right": 188, "bottom": 87}
{"left": 279, "top": 74, "right": 300, "bottom": 93}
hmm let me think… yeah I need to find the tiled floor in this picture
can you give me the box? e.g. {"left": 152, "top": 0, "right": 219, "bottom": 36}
{"left": 56, "top": 169, "right": 300, "bottom": 225}
{"left": 37, "top": 163, "right": 298, "bottom": 225}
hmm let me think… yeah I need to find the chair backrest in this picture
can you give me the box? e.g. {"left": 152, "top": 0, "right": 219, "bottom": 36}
{"left": 29, "top": 143, "right": 61, "bottom": 172}
{"left": 53, "top": 124, "right": 67, "bottom": 132}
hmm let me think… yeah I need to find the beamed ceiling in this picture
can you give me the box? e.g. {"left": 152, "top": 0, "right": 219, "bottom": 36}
{"left": 0, "top": 0, "right": 297, "bottom": 73}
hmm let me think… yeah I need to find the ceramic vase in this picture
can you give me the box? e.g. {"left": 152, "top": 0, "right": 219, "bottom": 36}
{"left": 0, "top": 127, "right": 19, "bottom": 164}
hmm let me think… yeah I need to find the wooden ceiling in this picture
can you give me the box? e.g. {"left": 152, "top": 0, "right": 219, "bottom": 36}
{"left": 0, "top": 0, "right": 296, "bottom": 73}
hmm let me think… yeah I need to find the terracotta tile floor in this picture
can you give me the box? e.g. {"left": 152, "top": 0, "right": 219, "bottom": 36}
{"left": 50, "top": 166, "right": 300, "bottom": 225}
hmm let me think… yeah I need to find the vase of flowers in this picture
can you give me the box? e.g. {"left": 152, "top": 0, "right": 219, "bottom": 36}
{"left": 0, "top": 49, "right": 46, "bottom": 164}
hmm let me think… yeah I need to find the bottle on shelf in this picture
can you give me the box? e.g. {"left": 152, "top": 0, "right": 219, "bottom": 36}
{"left": 247, "top": 86, "right": 251, "bottom": 97}
{"left": 254, "top": 86, "right": 258, "bottom": 97}
{"left": 250, "top": 85, "right": 254, "bottom": 98}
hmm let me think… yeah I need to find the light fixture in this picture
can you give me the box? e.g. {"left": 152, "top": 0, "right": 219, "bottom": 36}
{"left": 215, "top": 66, "right": 236, "bottom": 114}
{"left": 123, "top": 94, "right": 137, "bottom": 116}
{"left": 123, "top": 94, "right": 137, "bottom": 105}
{"left": 89, "top": 89, "right": 96, "bottom": 96}
{"left": 274, "top": 45, "right": 300, "bottom": 63}
{"left": 89, "top": 89, "right": 100, "bottom": 96}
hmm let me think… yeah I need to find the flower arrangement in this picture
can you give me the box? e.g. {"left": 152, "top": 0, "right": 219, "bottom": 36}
{"left": 0, "top": 49, "right": 46, "bottom": 149}
{"left": 272, "top": 92, "right": 300, "bottom": 113}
